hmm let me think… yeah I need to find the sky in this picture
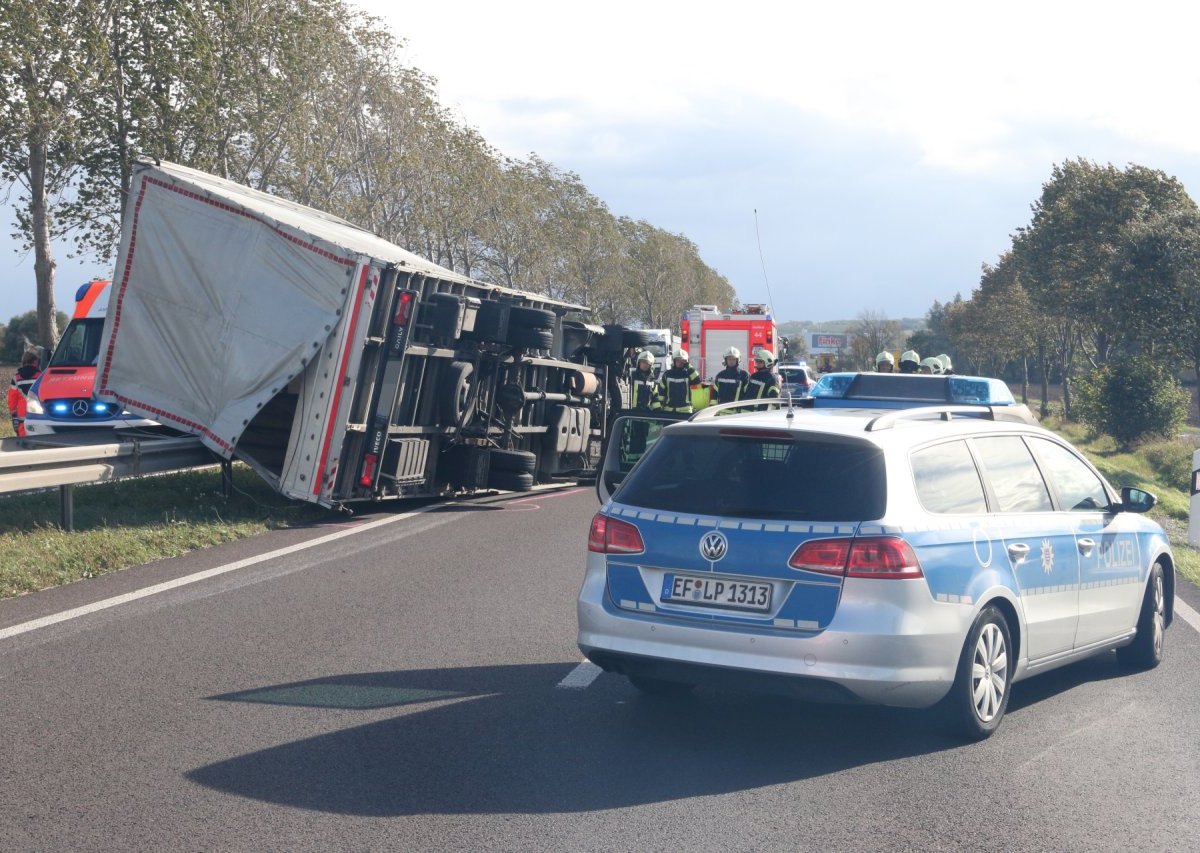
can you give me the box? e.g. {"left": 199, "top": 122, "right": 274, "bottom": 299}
{"left": 4, "top": 0, "right": 1200, "bottom": 326}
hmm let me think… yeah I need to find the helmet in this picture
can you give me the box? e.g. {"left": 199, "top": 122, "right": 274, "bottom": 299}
{"left": 875, "top": 350, "right": 894, "bottom": 366}
{"left": 937, "top": 353, "right": 953, "bottom": 372}
{"left": 672, "top": 347, "right": 688, "bottom": 362}
{"left": 723, "top": 346, "right": 741, "bottom": 360}
{"left": 636, "top": 350, "right": 654, "bottom": 365}
{"left": 899, "top": 350, "right": 921, "bottom": 373}
{"left": 754, "top": 349, "right": 776, "bottom": 367}
{"left": 919, "top": 356, "right": 943, "bottom": 374}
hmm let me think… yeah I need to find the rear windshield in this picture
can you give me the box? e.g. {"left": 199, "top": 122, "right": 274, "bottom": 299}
{"left": 616, "top": 432, "right": 886, "bottom": 520}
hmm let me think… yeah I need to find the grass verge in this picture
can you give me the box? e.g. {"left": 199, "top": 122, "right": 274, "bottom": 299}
{"left": 1043, "top": 416, "right": 1200, "bottom": 587}
{"left": 0, "top": 465, "right": 333, "bottom": 599}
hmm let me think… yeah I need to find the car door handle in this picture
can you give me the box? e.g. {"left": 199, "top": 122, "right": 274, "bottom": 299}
{"left": 1077, "top": 538, "right": 1096, "bottom": 557}
{"left": 1007, "top": 543, "right": 1030, "bottom": 563}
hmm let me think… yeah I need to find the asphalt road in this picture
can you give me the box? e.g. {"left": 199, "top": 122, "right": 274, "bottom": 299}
{"left": 2, "top": 487, "right": 1198, "bottom": 852}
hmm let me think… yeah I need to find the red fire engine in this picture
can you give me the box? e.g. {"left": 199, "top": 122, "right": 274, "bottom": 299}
{"left": 680, "top": 304, "right": 778, "bottom": 382}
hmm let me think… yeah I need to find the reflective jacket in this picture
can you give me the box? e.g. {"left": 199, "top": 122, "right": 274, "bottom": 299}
{"left": 712, "top": 366, "right": 749, "bottom": 404}
{"left": 658, "top": 363, "right": 701, "bottom": 412}
{"left": 742, "top": 368, "right": 780, "bottom": 400}
{"left": 8, "top": 365, "right": 40, "bottom": 437}
{"left": 629, "top": 367, "right": 660, "bottom": 411}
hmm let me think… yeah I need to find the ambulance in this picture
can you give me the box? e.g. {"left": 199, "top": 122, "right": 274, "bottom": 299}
{"left": 680, "top": 303, "right": 778, "bottom": 382}
{"left": 23, "top": 280, "right": 157, "bottom": 434}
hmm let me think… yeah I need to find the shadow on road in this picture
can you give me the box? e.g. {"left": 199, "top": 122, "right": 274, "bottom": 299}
{"left": 189, "top": 663, "right": 966, "bottom": 816}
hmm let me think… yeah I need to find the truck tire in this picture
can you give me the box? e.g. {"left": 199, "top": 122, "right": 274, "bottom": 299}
{"left": 490, "top": 449, "right": 536, "bottom": 474}
{"left": 508, "top": 327, "right": 554, "bottom": 351}
{"left": 488, "top": 470, "right": 534, "bottom": 492}
{"left": 622, "top": 329, "right": 656, "bottom": 347}
{"left": 439, "top": 361, "right": 475, "bottom": 424}
{"left": 508, "top": 306, "right": 556, "bottom": 331}
{"left": 600, "top": 324, "right": 627, "bottom": 353}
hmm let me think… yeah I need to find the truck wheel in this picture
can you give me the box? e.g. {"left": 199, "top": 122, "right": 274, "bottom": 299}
{"left": 621, "top": 329, "right": 656, "bottom": 347}
{"left": 490, "top": 449, "right": 536, "bottom": 474}
{"left": 508, "top": 327, "right": 554, "bottom": 351}
{"left": 600, "top": 324, "right": 628, "bottom": 353}
{"left": 508, "top": 306, "right": 555, "bottom": 331}
{"left": 439, "top": 361, "right": 475, "bottom": 424}
{"left": 487, "top": 470, "right": 534, "bottom": 492}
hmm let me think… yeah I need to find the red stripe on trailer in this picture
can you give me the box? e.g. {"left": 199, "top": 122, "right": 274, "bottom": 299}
{"left": 313, "top": 265, "right": 370, "bottom": 497}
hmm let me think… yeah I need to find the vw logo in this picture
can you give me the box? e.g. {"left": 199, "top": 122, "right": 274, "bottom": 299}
{"left": 72, "top": 400, "right": 90, "bottom": 417}
{"left": 699, "top": 530, "right": 728, "bottom": 562}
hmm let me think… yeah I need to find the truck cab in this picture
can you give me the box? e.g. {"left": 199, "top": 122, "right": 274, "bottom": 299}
{"left": 24, "top": 280, "right": 157, "bottom": 434}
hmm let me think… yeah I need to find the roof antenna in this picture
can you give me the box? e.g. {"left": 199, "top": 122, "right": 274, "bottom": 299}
{"left": 753, "top": 209, "right": 777, "bottom": 314}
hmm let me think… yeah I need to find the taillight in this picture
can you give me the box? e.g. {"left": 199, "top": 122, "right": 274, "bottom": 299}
{"left": 393, "top": 289, "right": 416, "bottom": 326}
{"left": 588, "top": 513, "right": 645, "bottom": 554}
{"left": 846, "top": 537, "right": 923, "bottom": 578}
{"left": 788, "top": 538, "right": 851, "bottom": 575}
{"left": 787, "top": 536, "right": 922, "bottom": 579}
{"left": 359, "top": 452, "right": 379, "bottom": 487}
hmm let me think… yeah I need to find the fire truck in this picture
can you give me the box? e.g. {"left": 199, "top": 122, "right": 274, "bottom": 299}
{"left": 680, "top": 304, "right": 778, "bottom": 381}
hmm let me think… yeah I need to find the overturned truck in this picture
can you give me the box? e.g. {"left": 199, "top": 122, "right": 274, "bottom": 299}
{"left": 97, "top": 160, "right": 642, "bottom": 507}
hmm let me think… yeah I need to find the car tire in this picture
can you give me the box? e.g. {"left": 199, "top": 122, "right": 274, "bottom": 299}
{"left": 1116, "top": 562, "right": 1166, "bottom": 670}
{"left": 487, "top": 470, "right": 534, "bottom": 492}
{"left": 943, "top": 604, "right": 1013, "bottom": 741}
{"left": 628, "top": 675, "right": 695, "bottom": 697}
{"left": 490, "top": 448, "right": 536, "bottom": 474}
{"left": 508, "top": 306, "right": 555, "bottom": 332}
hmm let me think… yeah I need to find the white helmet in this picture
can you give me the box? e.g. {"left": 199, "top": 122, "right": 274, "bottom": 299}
{"left": 754, "top": 349, "right": 776, "bottom": 367}
{"left": 723, "top": 346, "right": 741, "bottom": 360}
{"left": 672, "top": 347, "right": 689, "bottom": 362}
{"left": 636, "top": 350, "right": 654, "bottom": 365}
{"left": 875, "top": 350, "right": 894, "bottom": 365}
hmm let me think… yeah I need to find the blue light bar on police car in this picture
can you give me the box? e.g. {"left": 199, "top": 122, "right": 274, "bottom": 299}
{"left": 808, "top": 373, "right": 1016, "bottom": 406}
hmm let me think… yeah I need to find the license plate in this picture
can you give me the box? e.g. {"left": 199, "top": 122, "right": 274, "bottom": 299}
{"left": 662, "top": 574, "right": 772, "bottom": 612}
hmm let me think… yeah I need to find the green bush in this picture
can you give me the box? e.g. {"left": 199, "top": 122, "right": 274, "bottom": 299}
{"left": 1073, "top": 357, "right": 1190, "bottom": 448}
{"left": 1141, "top": 437, "right": 1198, "bottom": 489}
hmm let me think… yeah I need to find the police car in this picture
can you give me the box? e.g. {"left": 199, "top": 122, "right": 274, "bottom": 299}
{"left": 580, "top": 375, "right": 1174, "bottom": 740}
{"left": 24, "top": 280, "right": 156, "bottom": 434}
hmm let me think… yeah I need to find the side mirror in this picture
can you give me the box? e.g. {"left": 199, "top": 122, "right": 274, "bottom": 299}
{"left": 1116, "top": 486, "right": 1157, "bottom": 513}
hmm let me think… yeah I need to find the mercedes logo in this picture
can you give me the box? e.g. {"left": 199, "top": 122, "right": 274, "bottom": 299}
{"left": 699, "top": 530, "right": 728, "bottom": 562}
{"left": 72, "top": 400, "right": 90, "bottom": 417}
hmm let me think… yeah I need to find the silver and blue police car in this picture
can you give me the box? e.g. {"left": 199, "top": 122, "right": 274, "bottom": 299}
{"left": 579, "top": 374, "right": 1174, "bottom": 739}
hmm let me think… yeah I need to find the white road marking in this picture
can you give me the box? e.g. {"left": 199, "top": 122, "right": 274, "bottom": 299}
{"left": 0, "top": 503, "right": 448, "bottom": 642}
{"left": 1175, "top": 596, "right": 1200, "bottom": 633}
{"left": 557, "top": 660, "right": 603, "bottom": 690}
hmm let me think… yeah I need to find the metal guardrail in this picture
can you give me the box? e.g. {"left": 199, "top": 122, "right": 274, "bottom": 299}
{"left": 0, "top": 430, "right": 219, "bottom": 530}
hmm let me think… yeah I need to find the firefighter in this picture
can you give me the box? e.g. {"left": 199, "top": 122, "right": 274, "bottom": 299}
{"left": 8, "top": 350, "right": 42, "bottom": 437}
{"left": 918, "top": 356, "right": 943, "bottom": 375}
{"left": 629, "top": 350, "right": 660, "bottom": 411}
{"left": 898, "top": 350, "right": 921, "bottom": 374}
{"left": 658, "top": 347, "right": 700, "bottom": 415}
{"left": 743, "top": 349, "right": 781, "bottom": 401}
{"left": 712, "top": 346, "right": 749, "bottom": 405}
{"left": 875, "top": 351, "right": 895, "bottom": 373}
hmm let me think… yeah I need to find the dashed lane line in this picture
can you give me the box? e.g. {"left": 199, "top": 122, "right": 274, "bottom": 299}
{"left": 557, "top": 660, "right": 603, "bottom": 690}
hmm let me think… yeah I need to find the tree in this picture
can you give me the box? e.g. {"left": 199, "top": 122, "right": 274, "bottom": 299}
{"left": 0, "top": 0, "right": 107, "bottom": 348}
{"left": 2, "top": 309, "right": 68, "bottom": 361}
{"left": 848, "top": 310, "right": 901, "bottom": 369}
{"left": 1012, "top": 159, "right": 1197, "bottom": 417}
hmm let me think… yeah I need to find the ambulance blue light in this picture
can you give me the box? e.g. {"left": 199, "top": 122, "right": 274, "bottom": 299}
{"left": 52, "top": 402, "right": 70, "bottom": 414}
{"left": 75, "top": 283, "right": 91, "bottom": 302}
{"left": 94, "top": 402, "right": 109, "bottom": 413}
